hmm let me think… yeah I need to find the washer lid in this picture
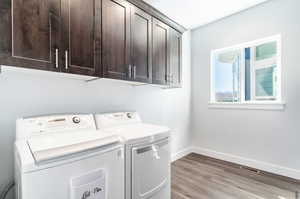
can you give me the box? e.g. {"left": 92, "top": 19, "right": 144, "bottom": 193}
{"left": 27, "top": 130, "right": 121, "bottom": 163}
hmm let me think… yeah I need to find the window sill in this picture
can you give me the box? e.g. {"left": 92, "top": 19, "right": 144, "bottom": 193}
{"left": 208, "top": 101, "right": 286, "bottom": 111}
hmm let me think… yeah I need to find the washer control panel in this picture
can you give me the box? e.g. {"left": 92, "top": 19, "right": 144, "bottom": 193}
{"left": 16, "top": 114, "right": 96, "bottom": 140}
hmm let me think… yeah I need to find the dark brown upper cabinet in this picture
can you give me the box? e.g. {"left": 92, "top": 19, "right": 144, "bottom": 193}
{"left": 0, "top": 0, "right": 184, "bottom": 86}
{"left": 169, "top": 28, "right": 182, "bottom": 87}
{"left": 61, "top": 0, "right": 101, "bottom": 76}
{"left": 152, "top": 18, "right": 169, "bottom": 85}
{"left": 130, "top": 6, "right": 152, "bottom": 83}
{"left": 10, "top": 0, "right": 61, "bottom": 71}
{"left": 102, "top": 0, "right": 131, "bottom": 80}
{"left": 0, "top": 0, "right": 10, "bottom": 60}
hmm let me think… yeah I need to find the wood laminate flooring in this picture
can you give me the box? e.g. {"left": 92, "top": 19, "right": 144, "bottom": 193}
{"left": 171, "top": 153, "right": 300, "bottom": 199}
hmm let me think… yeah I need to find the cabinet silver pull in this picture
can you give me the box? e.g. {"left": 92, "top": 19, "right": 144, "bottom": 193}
{"left": 55, "top": 49, "right": 59, "bottom": 68}
{"left": 128, "top": 65, "right": 132, "bottom": 79}
{"left": 133, "top": 66, "right": 136, "bottom": 79}
{"left": 166, "top": 74, "right": 170, "bottom": 83}
{"left": 167, "top": 74, "right": 174, "bottom": 84}
{"left": 65, "top": 50, "right": 68, "bottom": 70}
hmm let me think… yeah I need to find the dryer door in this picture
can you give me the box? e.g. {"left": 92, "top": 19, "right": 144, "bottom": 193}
{"left": 132, "top": 139, "right": 170, "bottom": 199}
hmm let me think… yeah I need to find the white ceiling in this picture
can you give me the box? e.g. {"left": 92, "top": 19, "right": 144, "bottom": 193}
{"left": 143, "top": 0, "right": 269, "bottom": 29}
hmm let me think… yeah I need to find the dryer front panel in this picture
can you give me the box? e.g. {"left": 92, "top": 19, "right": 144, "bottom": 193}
{"left": 131, "top": 139, "right": 170, "bottom": 199}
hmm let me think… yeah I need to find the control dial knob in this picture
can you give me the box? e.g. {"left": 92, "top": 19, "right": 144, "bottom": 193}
{"left": 72, "top": 116, "right": 81, "bottom": 124}
{"left": 127, "top": 113, "right": 133, "bottom": 118}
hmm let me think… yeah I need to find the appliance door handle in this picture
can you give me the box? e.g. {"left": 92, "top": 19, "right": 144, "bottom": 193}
{"left": 152, "top": 145, "right": 160, "bottom": 159}
{"left": 136, "top": 145, "right": 153, "bottom": 154}
{"left": 65, "top": 50, "right": 68, "bottom": 70}
{"left": 135, "top": 139, "right": 169, "bottom": 154}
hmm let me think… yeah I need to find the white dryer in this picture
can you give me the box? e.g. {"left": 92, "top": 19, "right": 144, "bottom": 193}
{"left": 14, "top": 114, "right": 124, "bottom": 199}
{"left": 95, "top": 112, "right": 171, "bottom": 199}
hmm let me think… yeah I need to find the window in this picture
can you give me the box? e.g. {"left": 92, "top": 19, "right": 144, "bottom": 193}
{"left": 210, "top": 35, "right": 284, "bottom": 110}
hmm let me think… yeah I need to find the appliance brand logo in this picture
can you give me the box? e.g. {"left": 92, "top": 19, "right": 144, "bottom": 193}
{"left": 81, "top": 187, "right": 103, "bottom": 199}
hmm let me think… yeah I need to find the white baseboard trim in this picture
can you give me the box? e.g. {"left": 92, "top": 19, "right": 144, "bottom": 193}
{"left": 192, "top": 147, "right": 300, "bottom": 180}
{"left": 171, "top": 147, "right": 193, "bottom": 162}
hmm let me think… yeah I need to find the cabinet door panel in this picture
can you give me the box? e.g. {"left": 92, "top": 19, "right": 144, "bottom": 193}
{"left": 131, "top": 7, "right": 152, "bottom": 83}
{"left": 0, "top": 0, "right": 11, "bottom": 60}
{"left": 152, "top": 18, "right": 169, "bottom": 85}
{"left": 169, "top": 28, "right": 182, "bottom": 87}
{"left": 12, "top": 0, "right": 60, "bottom": 70}
{"left": 102, "top": 0, "right": 130, "bottom": 80}
{"left": 62, "top": 0, "right": 100, "bottom": 76}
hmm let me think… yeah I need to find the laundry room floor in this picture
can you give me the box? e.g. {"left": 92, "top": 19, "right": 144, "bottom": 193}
{"left": 171, "top": 153, "right": 300, "bottom": 199}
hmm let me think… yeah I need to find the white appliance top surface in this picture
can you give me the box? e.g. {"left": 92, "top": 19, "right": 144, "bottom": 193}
{"left": 15, "top": 114, "right": 121, "bottom": 172}
{"left": 15, "top": 130, "right": 122, "bottom": 172}
{"left": 95, "top": 112, "right": 170, "bottom": 142}
{"left": 100, "top": 123, "right": 170, "bottom": 142}
{"left": 28, "top": 130, "right": 121, "bottom": 162}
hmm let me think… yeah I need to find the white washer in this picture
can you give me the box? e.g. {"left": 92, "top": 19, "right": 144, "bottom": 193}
{"left": 95, "top": 112, "right": 171, "bottom": 199}
{"left": 14, "top": 114, "right": 124, "bottom": 199}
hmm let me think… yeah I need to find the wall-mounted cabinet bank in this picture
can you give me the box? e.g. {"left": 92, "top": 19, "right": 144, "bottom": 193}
{"left": 0, "top": 0, "right": 186, "bottom": 87}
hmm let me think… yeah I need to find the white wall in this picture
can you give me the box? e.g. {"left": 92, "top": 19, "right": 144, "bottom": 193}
{"left": 191, "top": 0, "right": 300, "bottom": 179}
{"left": 0, "top": 31, "right": 191, "bottom": 198}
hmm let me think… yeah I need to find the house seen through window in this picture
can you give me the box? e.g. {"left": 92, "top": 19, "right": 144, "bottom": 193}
{"left": 211, "top": 35, "right": 282, "bottom": 107}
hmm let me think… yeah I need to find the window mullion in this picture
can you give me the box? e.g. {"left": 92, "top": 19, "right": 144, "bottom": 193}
{"left": 250, "top": 47, "right": 256, "bottom": 101}
{"left": 240, "top": 48, "right": 245, "bottom": 104}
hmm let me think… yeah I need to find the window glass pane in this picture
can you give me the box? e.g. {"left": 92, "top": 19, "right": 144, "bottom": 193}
{"left": 211, "top": 37, "right": 280, "bottom": 104}
{"left": 246, "top": 42, "right": 278, "bottom": 101}
{"left": 213, "top": 50, "right": 241, "bottom": 102}
{"left": 256, "top": 41, "right": 277, "bottom": 61}
{"left": 255, "top": 66, "right": 277, "bottom": 99}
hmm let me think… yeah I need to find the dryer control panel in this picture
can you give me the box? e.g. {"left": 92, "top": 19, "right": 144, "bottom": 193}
{"left": 95, "top": 112, "right": 141, "bottom": 130}
{"left": 16, "top": 114, "right": 96, "bottom": 140}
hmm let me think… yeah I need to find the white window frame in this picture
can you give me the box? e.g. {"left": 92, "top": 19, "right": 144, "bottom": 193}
{"left": 251, "top": 42, "right": 278, "bottom": 100}
{"left": 209, "top": 35, "right": 285, "bottom": 110}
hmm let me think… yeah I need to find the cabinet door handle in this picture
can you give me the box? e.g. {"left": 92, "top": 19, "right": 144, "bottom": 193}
{"left": 55, "top": 49, "right": 59, "bottom": 68}
{"left": 65, "top": 50, "right": 68, "bottom": 70}
{"left": 165, "top": 74, "right": 169, "bottom": 82}
{"left": 133, "top": 66, "right": 136, "bottom": 79}
{"left": 128, "top": 65, "right": 132, "bottom": 79}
